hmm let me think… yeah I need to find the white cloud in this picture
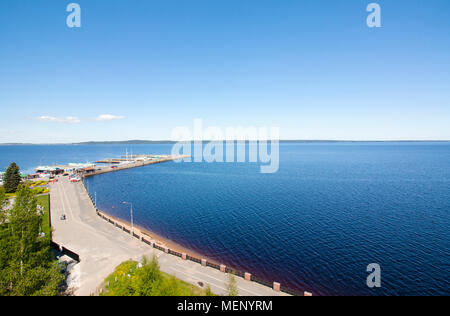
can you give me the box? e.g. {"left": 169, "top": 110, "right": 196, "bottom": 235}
{"left": 94, "top": 114, "right": 125, "bottom": 121}
{"left": 37, "top": 116, "right": 81, "bottom": 123}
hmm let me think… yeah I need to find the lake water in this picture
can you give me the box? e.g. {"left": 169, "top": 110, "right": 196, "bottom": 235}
{"left": 1, "top": 142, "right": 449, "bottom": 295}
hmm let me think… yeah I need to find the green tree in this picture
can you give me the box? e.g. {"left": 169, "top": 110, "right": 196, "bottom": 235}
{"left": 135, "top": 255, "right": 162, "bottom": 296}
{"left": 226, "top": 273, "right": 239, "bottom": 296}
{"left": 4, "top": 162, "right": 21, "bottom": 193}
{"left": 0, "top": 186, "right": 6, "bottom": 223}
{"left": 0, "top": 186, "right": 5, "bottom": 206}
{"left": 0, "top": 185, "right": 64, "bottom": 296}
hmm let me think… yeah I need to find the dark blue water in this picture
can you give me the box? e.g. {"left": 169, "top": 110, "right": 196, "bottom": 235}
{"left": 1, "top": 143, "right": 449, "bottom": 295}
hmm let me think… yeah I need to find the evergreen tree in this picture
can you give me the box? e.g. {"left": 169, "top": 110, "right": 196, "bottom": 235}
{"left": 0, "top": 185, "right": 64, "bottom": 296}
{"left": 4, "top": 162, "right": 21, "bottom": 194}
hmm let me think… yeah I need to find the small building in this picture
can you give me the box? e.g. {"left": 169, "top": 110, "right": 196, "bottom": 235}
{"left": 35, "top": 166, "right": 65, "bottom": 176}
{"left": 27, "top": 174, "right": 41, "bottom": 180}
{"left": 81, "top": 166, "right": 96, "bottom": 174}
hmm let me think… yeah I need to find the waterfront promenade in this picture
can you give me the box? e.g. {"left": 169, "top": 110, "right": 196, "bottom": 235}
{"left": 50, "top": 176, "right": 289, "bottom": 296}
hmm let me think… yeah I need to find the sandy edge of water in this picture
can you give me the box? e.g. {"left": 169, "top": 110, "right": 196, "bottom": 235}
{"left": 96, "top": 209, "right": 221, "bottom": 266}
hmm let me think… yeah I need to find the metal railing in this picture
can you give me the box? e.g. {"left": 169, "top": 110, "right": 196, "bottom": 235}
{"left": 50, "top": 241, "right": 80, "bottom": 262}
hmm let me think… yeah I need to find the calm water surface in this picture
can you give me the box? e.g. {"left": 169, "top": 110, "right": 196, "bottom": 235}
{"left": 1, "top": 142, "right": 449, "bottom": 295}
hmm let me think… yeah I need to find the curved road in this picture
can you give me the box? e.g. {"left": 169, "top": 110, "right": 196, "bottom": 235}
{"left": 50, "top": 176, "right": 289, "bottom": 296}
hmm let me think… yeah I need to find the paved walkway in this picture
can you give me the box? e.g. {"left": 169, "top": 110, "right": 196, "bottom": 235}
{"left": 50, "top": 176, "right": 288, "bottom": 296}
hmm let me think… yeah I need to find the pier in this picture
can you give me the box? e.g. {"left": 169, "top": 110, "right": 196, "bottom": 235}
{"left": 83, "top": 155, "right": 190, "bottom": 177}
{"left": 33, "top": 155, "right": 190, "bottom": 179}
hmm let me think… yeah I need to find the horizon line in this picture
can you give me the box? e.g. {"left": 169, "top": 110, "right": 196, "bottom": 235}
{"left": 1, "top": 139, "right": 450, "bottom": 146}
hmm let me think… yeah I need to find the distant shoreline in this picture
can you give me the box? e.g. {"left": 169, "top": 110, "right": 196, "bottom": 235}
{"left": 1, "top": 140, "right": 449, "bottom": 146}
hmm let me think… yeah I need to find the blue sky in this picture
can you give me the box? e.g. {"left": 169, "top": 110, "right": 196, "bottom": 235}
{"left": 0, "top": 0, "right": 449, "bottom": 143}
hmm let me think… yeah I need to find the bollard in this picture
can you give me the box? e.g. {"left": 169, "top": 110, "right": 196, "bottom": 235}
{"left": 164, "top": 247, "right": 169, "bottom": 254}
{"left": 201, "top": 259, "right": 207, "bottom": 266}
{"left": 304, "top": 291, "right": 313, "bottom": 297}
{"left": 245, "top": 273, "right": 252, "bottom": 281}
{"left": 220, "top": 265, "right": 226, "bottom": 273}
{"left": 182, "top": 253, "right": 187, "bottom": 260}
{"left": 273, "top": 282, "right": 280, "bottom": 292}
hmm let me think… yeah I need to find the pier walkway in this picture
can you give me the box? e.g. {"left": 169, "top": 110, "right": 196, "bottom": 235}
{"left": 82, "top": 155, "right": 190, "bottom": 177}
{"left": 50, "top": 176, "right": 289, "bottom": 296}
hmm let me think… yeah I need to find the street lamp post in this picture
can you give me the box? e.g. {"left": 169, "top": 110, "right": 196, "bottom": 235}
{"left": 123, "top": 201, "right": 133, "bottom": 235}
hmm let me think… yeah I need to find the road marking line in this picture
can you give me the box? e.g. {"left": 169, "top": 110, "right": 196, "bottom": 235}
{"left": 169, "top": 263, "right": 262, "bottom": 296}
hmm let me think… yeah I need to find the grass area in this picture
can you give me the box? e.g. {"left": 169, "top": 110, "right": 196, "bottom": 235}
{"left": 100, "top": 258, "right": 216, "bottom": 296}
{"left": 31, "top": 187, "right": 49, "bottom": 195}
{"left": 36, "top": 194, "right": 51, "bottom": 238}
